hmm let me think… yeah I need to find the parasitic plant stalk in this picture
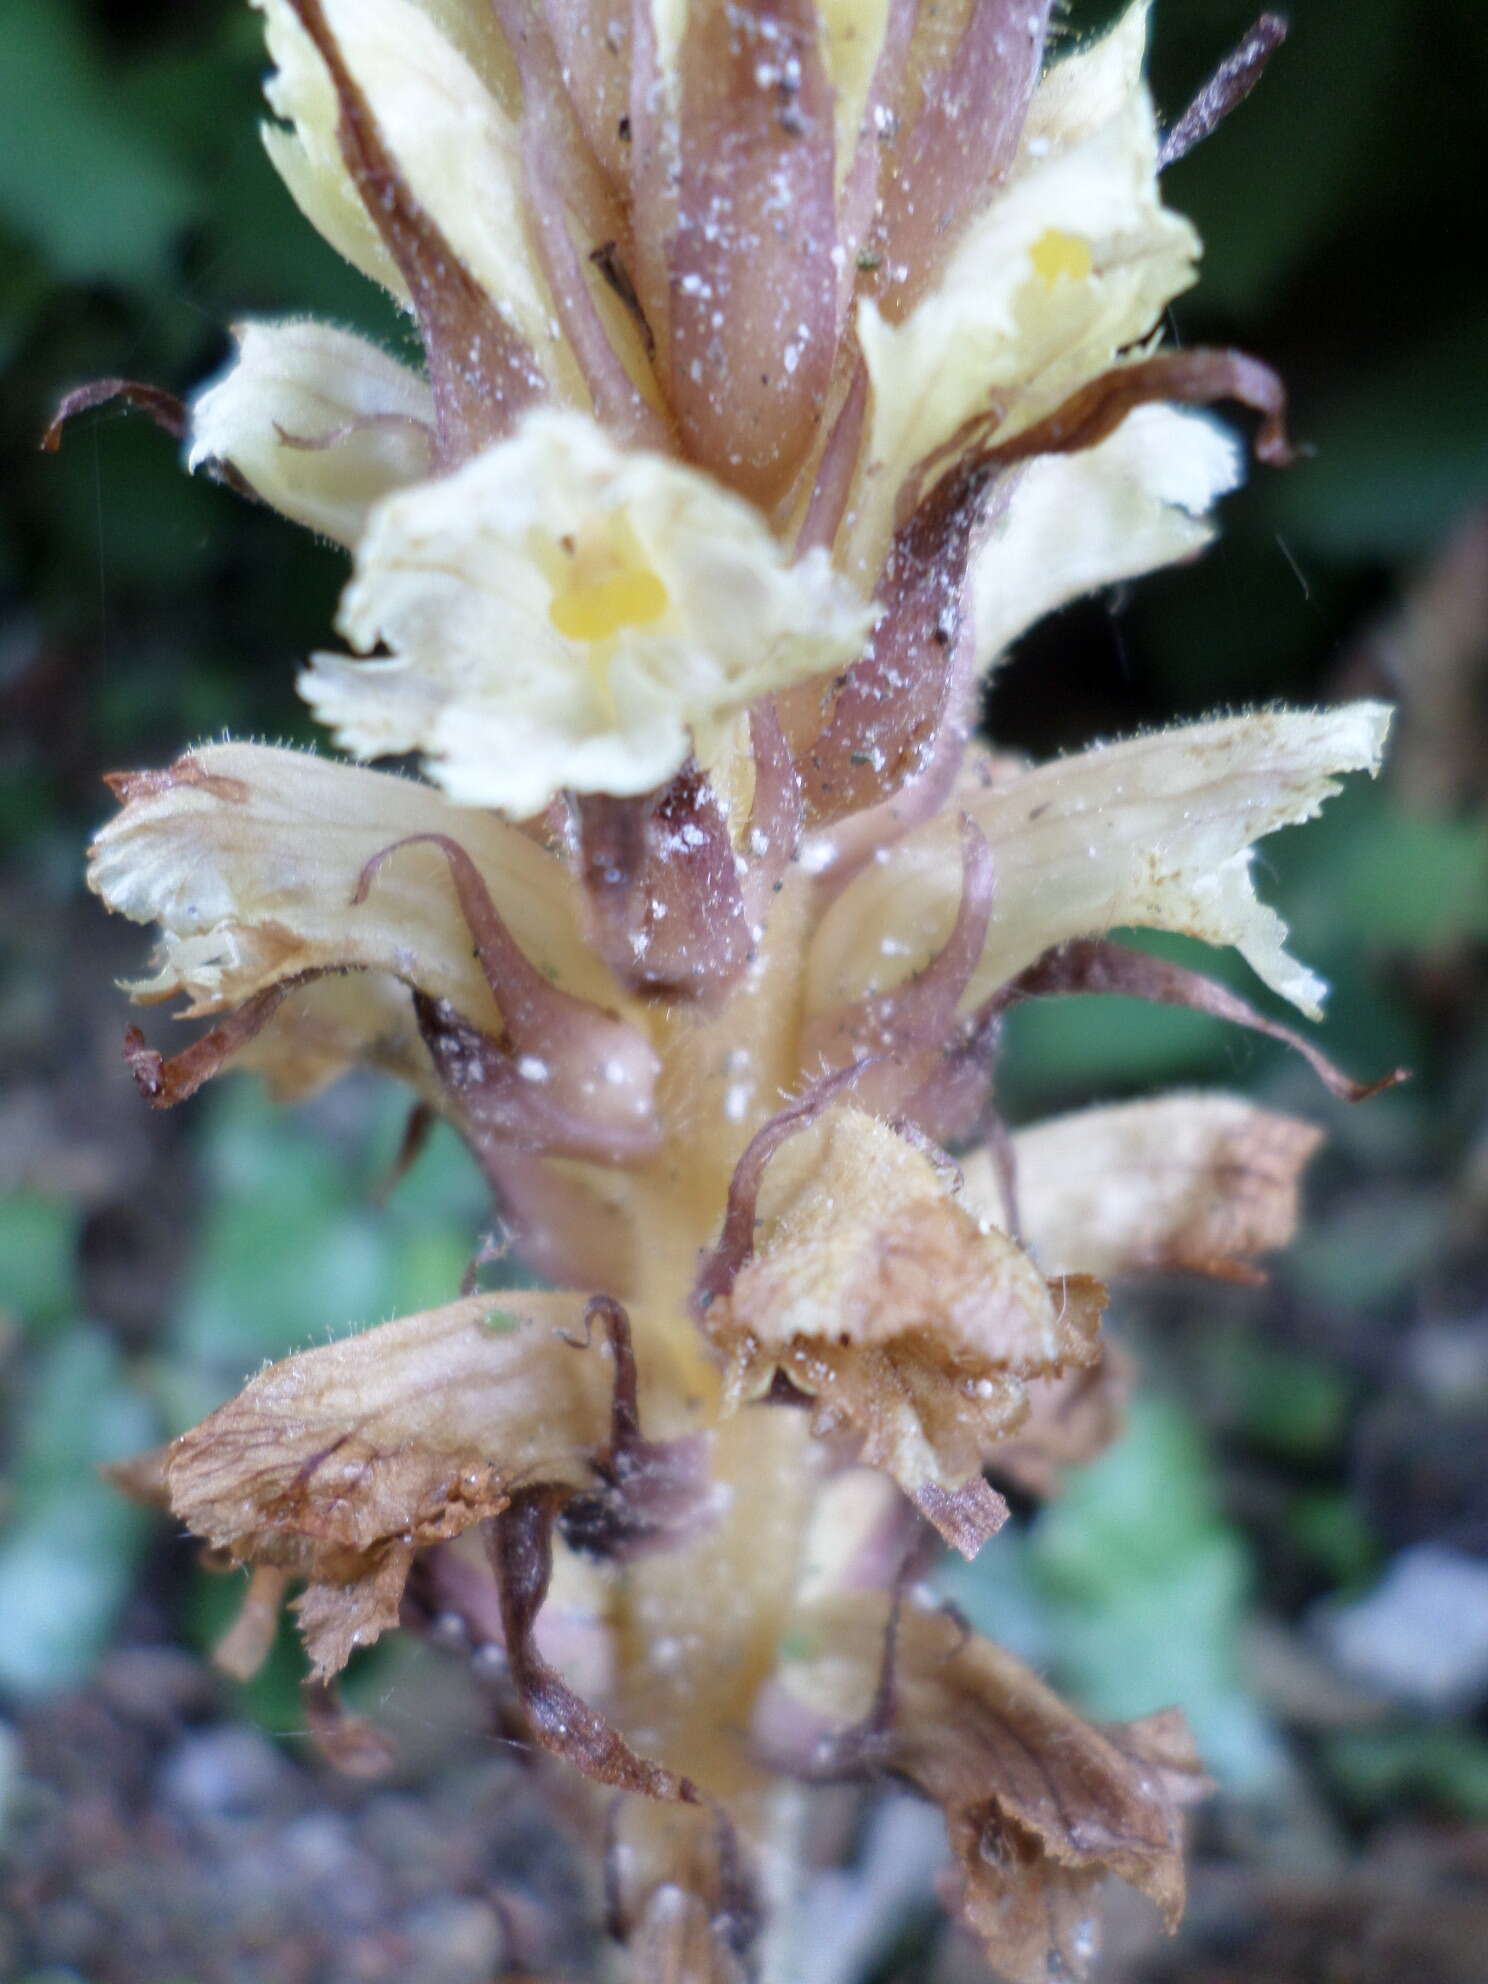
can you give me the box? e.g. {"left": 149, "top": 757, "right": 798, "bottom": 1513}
{"left": 58, "top": 4, "right": 1400, "bottom": 1978}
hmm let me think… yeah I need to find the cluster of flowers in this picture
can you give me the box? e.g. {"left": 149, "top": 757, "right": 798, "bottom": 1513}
{"left": 65, "top": 3, "right": 1391, "bottom": 1978}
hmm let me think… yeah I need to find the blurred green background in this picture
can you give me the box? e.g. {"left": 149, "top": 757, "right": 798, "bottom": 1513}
{"left": 2, "top": 1, "right": 1487, "bottom": 1979}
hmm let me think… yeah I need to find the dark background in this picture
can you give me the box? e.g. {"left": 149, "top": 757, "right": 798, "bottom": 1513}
{"left": 2, "top": 2, "right": 1486, "bottom": 1978}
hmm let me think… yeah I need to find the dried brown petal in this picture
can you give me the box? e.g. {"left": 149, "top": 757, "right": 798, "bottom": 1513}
{"left": 777, "top": 1595, "right": 1208, "bottom": 1984}
{"left": 986, "top": 1347, "right": 1135, "bottom": 1500}
{"left": 963, "top": 1091, "right": 1325, "bottom": 1286}
{"left": 122, "top": 975, "right": 320, "bottom": 1108}
{"left": 702, "top": 1109, "right": 1104, "bottom": 1554}
{"left": 164, "top": 1293, "right": 614, "bottom": 1677}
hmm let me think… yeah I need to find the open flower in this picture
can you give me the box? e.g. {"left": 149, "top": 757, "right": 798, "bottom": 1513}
{"left": 302, "top": 410, "right": 873, "bottom": 814}
{"left": 65, "top": 3, "right": 1397, "bottom": 1980}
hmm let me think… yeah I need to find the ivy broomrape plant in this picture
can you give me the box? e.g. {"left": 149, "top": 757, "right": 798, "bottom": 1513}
{"left": 56, "top": 3, "right": 1399, "bottom": 1979}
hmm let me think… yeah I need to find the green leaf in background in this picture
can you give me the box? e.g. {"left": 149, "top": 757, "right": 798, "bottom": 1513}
{"left": 1201, "top": 1329, "right": 1353, "bottom": 1461}
{"left": 0, "top": 0, "right": 197, "bottom": 288}
{"left": 1325, "top": 1725, "right": 1488, "bottom": 1822}
{"left": 1287, "top": 1491, "right": 1382, "bottom": 1593}
{"left": 162, "top": 1080, "right": 519, "bottom": 1427}
{"left": 1025, "top": 1396, "right": 1286, "bottom": 1790}
{"left": 0, "top": 1327, "right": 156, "bottom": 1698}
{"left": 1268, "top": 312, "right": 1488, "bottom": 563}
{"left": 0, "top": 1193, "right": 80, "bottom": 1334}
{"left": 1281, "top": 783, "right": 1488, "bottom": 953}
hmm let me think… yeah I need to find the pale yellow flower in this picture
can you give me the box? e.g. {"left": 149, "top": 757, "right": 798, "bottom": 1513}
{"left": 302, "top": 410, "right": 873, "bottom": 814}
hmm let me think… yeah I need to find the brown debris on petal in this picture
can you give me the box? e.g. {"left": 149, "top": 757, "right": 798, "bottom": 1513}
{"left": 103, "top": 756, "right": 250, "bottom": 807}
{"left": 700, "top": 1108, "right": 1104, "bottom": 1555}
{"left": 1160, "top": 15, "right": 1289, "bottom": 171}
{"left": 991, "top": 937, "right": 1407, "bottom": 1103}
{"left": 123, "top": 975, "right": 321, "bottom": 1109}
{"left": 287, "top": 0, "right": 544, "bottom": 463}
{"left": 490, "top": 1487, "right": 702, "bottom": 1803}
{"left": 163, "top": 1293, "right": 614, "bottom": 1678}
{"left": 776, "top": 1595, "right": 1208, "bottom": 1984}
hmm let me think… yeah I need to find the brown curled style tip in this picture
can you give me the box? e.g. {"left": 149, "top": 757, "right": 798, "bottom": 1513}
{"left": 41, "top": 378, "right": 187, "bottom": 454}
{"left": 489, "top": 1486, "right": 703, "bottom": 1804}
{"left": 1160, "top": 14, "right": 1290, "bottom": 171}
{"left": 102, "top": 756, "right": 251, "bottom": 807}
{"left": 803, "top": 817, "right": 994, "bottom": 1115}
{"left": 42, "top": 379, "right": 260, "bottom": 503}
{"left": 122, "top": 971, "right": 327, "bottom": 1108}
{"left": 285, "top": 0, "right": 544, "bottom": 462}
{"left": 990, "top": 938, "right": 1408, "bottom": 1103}
{"left": 559, "top": 1296, "right": 714, "bottom": 1562}
{"left": 573, "top": 765, "right": 753, "bottom": 1003}
{"left": 690, "top": 1055, "right": 881, "bottom": 1320}
{"left": 354, "top": 832, "right": 661, "bottom": 1160}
